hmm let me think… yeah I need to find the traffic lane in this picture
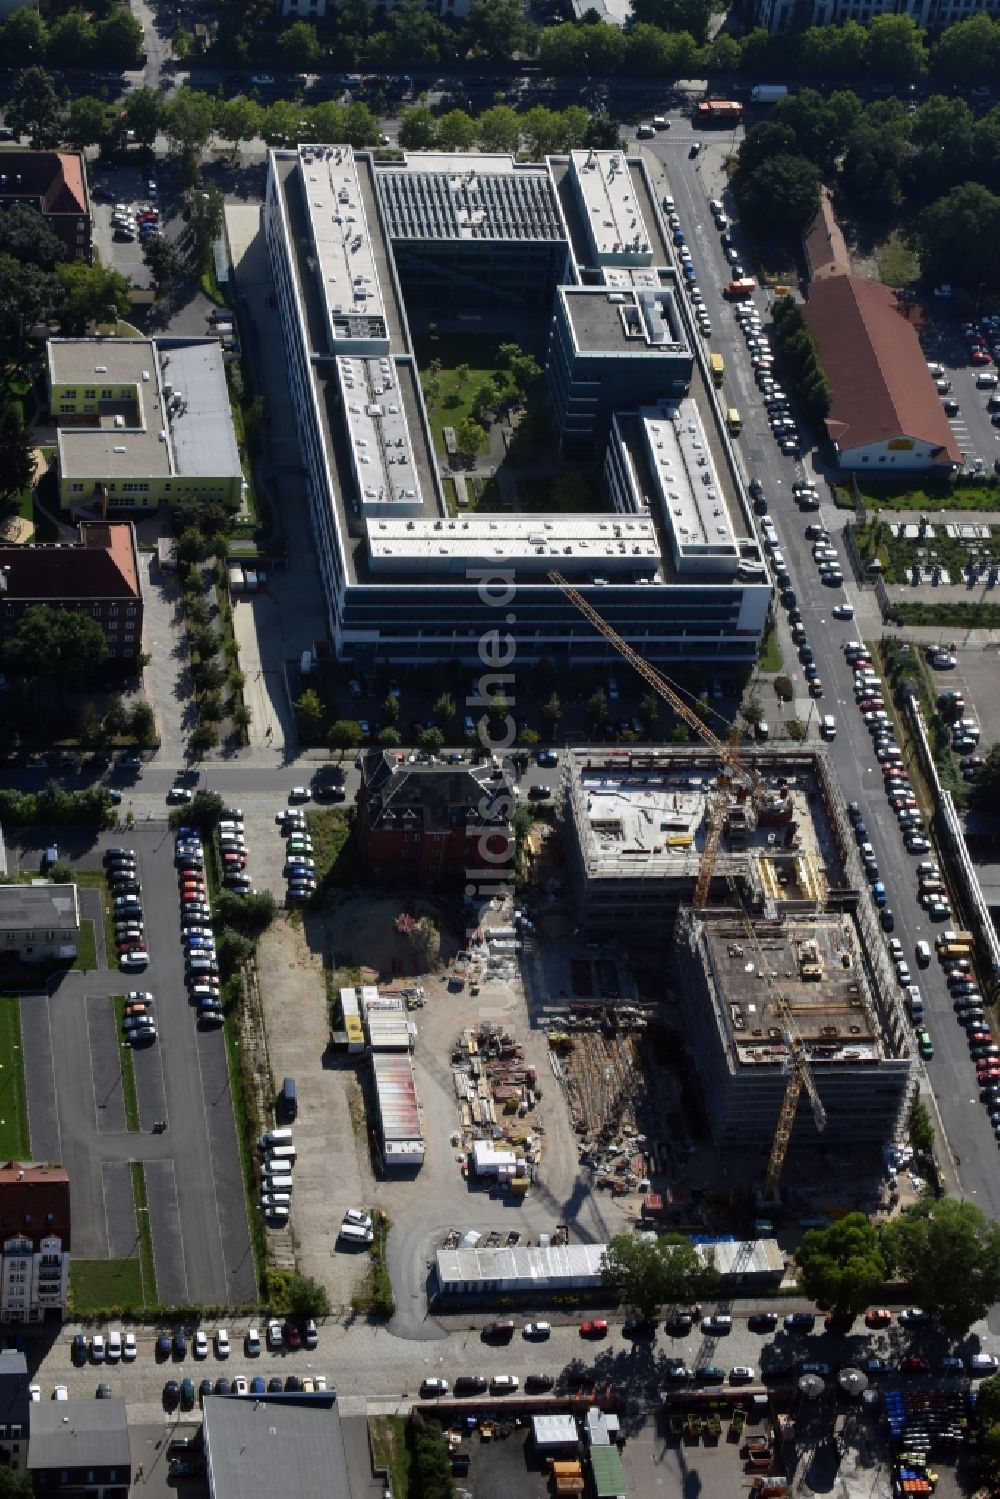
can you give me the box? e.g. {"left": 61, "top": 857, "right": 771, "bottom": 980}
{"left": 145, "top": 1158, "right": 189, "bottom": 1305}
{"left": 48, "top": 986, "right": 113, "bottom": 1258}
{"left": 19, "top": 995, "right": 61, "bottom": 1163}
{"left": 88, "top": 995, "right": 127, "bottom": 1135}
{"left": 196, "top": 1018, "right": 258, "bottom": 1305}
{"left": 103, "top": 1159, "right": 139, "bottom": 1260}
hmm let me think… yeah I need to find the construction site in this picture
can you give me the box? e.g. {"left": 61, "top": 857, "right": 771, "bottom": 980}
{"left": 451, "top": 1022, "right": 543, "bottom": 1196}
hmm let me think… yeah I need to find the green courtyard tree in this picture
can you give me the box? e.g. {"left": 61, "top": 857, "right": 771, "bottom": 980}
{"left": 56, "top": 258, "right": 130, "bottom": 334}
{"left": 7, "top": 67, "right": 60, "bottom": 149}
{"left": 0, "top": 405, "right": 34, "bottom": 502}
{"left": 601, "top": 1234, "right": 719, "bottom": 1319}
{"left": 796, "top": 1213, "right": 887, "bottom": 1322}
{"left": 454, "top": 417, "right": 486, "bottom": 461}
{"left": 143, "top": 233, "right": 186, "bottom": 291}
{"left": 295, "top": 688, "right": 325, "bottom": 742}
{"left": 5, "top": 605, "right": 108, "bottom": 683}
{"left": 123, "top": 86, "right": 165, "bottom": 148}
{"left": 188, "top": 185, "right": 224, "bottom": 273}
{"left": 883, "top": 1198, "right": 1000, "bottom": 1336}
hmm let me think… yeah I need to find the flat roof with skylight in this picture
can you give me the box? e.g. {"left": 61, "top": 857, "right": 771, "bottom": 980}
{"left": 569, "top": 148, "right": 653, "bottom": 266}
{"left": 365, "top": 513, "right": 662, "bottom": 575}
{"left": 377, "top": 154, "right": 565, "bottom": 242}
{"left": 644, "top": 399, "right": 739, "bottom": 576}
{"left": 561, "top": 285, "right": 689, "bottom": 356}
{"left": 338, "top": 354, "right": 424, "bottom": 516}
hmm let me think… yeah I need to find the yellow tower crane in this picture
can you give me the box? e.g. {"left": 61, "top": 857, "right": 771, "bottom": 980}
{"left": 550, "top": 569, "right": 827, "bottom": 1190}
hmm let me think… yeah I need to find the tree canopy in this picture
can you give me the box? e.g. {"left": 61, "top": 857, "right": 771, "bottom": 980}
{"left": 4, "top": 605, "right": 109, "bottom": 683}
{"left": 883, "top": 1198, "right": 1000, "bottom": 1336}
{"left": 796, "top": 1213, "right": 887, "bottom": 1321}
{"left": 601, "top": 1233, "right": 719, "bottom": 1319}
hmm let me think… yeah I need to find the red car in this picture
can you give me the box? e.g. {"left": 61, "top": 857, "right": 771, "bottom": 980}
{"left": 971, "top": 349, "right": 990, "bottom": 365}
{"left": 283, "top": 1319, "right": 302, "bottom": 1349}
{"left": 865, "top": 1308, "right": 892, "bottom": 1328}
{"left": 900, "top": 1355, "right": 931, "bottom": 1374}
{"left": 580, "top": 1320, "right": 608, "bottom": 1339}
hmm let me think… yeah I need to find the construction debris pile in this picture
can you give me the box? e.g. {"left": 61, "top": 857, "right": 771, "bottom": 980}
{"left": 550, "top": 1024, "right": 645, "bottom": 1167}
{"left": 452, "top": 1023, "right": 543, "bottom": 1194}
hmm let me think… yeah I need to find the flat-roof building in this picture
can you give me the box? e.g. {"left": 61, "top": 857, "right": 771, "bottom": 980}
{"left": 202, "top": 1390, "right": 350, "bottom": 1499}
{"left": 371, "top": 1052, "right": 424, "bottom": 1169}
{"left": 48, "top": 337, "right": 244, "bottom": 511}
{"left": 0, "top": 885, "right": 79, "bottom": 963}
{"left": 29, "top": 1398, "right": 130, "bottom": 1494}
{"left": 265, "top": 145, "right": 767, "bottom": 668}
{"left": 673, "top": 907, "right": 911, "bottom": 1148}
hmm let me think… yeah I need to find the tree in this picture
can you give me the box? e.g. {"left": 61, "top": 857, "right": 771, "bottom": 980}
{"left": 586, "top": 687, "right": 609, "bottom": 730}
{"left": 0, "top": 9, "right": 46, "bottom": 70}
{"left": 56, "top": 258, "right": 130, "bottom": 334}
{"left": 188, "top": 185, "right": 224, "bottom": 273}
{"left": 7, "top": 67, "right": 60, "bottom": 149}
{"left": 454, "top": 418, "right": 486, "bottom": 461}
{"left": 0, "top": 405, "right": 34, "bottom": 501}
{"left": 433, "top": 692, "right": 455, "bottom": 724}
{"left": 66, "top": 96, "right": 111, "bottom": 150}
{"left": 917, "top": 182, "right": 1000, "bottom": 293}
{"left": 542, "top": 693, "right": 562, "bottom": 735}
{"left": 932, "top": 13, "right": 1000, "bottom": 87}
{"left": 397, "top": 105, "right": 438, "bottom": 150}
{"left": 738, "top": 154, "right": 822, "bottom": 236}
{"left": 640, "top": 692, "right": 660, "bottom": 733}
{"left": 261, "top": 99, "right": 302, "bottom": 148}
{"left": 601, "top": 1233, "right": 719, "bottom": 1319}
{"left": 283, "top": 1270, "right": 331, "bottom": 1317}
{"left": 0, "top": 1467, "right": 34, "bottom": 1499}
{"left": 189, "top": 722, "right": 217, "bottom": 754}
{"left": 343, "top": 103, "right": 379, "bottom": 147}
{"left": 867, "top": 12, "right": 927, "bottom": 82}
{"left": 377, "top": 726, "right": 402, "bottom": 748}
{"left": 466, "top": 0, "right": 528, "bottom": 60}
{"left": 419, "top": 726, "right": 445, "bottom": 757}
{"left": 143, "top": 233, "right": 186, "bottom": 291}
{"left": 0, "top": 257, "right": 60, "bottom": 359}
{"left": 216, "top": 96, "right": 263, "bottom": 158}
{"left": 5, "top": 605, "right": 108, "bottom": 683}
{"left": 328, "top": 719, "right": 363, "bottom": 757}
{"left": 477, "top": 104, "right": 520, "bottom": 153}
{"left": 171, "top": 27, "right": 193, "bottom": 60}
{"left": 97, "top": 8, "right": 145, "bottom": 68}
{"left": 742, "top": 694, "right": 764, "bottom": 728}
{"left": 276, "top": 19, "right": 322, "bottom": 68}
{"left": 124, "top": 86, "right": 165, "bottom": 148}
{"left": 521, "top": 105, "right": 563, "bottom": 160}
{"left": 295, "top": 688, "right": 325, "bottom": 742}
{"left": 218, "top": 888, "right": 276, "bottom": 935}
{"left": 128, "top": 701, "right": 157, "bottom": 745}
{"left": 971, "top": 743, "right": 1000, "bottom": 811}
{"left": 165, "top": 87, "right": 215, "bottom": 156}
{"left": 631, "top": 0, "right": 713, "bottom": 39}
{"left": 883, "top": 1198, "right": 1000, "bottom": 1336}
{"left": 437, "top": 109, "right": 476, "bottom": 152}
{"left": 176, "top": 526, "right": 211, "bottom": 566}
{"left": 0, "top": 202, "right": 65, "bottom": 271}
{"left": 979, "top": 1373, "right": 1000, "bottom": 1426}
{"left": 796, "top": 1213, "right": 887, "bottom": 1322}
{"left": 48, "top": 11, "right": 96, "bottom": 68}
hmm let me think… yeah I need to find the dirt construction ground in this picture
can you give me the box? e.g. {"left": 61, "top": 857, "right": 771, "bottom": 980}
{"left": 256, "top": 890, "right": 632, "bottom": 1323}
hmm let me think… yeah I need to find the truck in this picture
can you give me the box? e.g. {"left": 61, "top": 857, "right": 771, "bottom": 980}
{"left": 751, "top": 85, "right": 789, "bottom": 104}
{"left": 709, "top": 352, "right": 725, "bottom": 387}
{"left": 695, "top": 99, "right": 744, "bottom": 124}
{"left": 723, "top": 277, "right": 757, "bottom": 301}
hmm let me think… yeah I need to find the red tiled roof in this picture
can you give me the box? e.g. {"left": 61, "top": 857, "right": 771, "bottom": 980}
{"left": 804, "top": 275, "right": 961, "bottom": 464}
{"left": 803, "top": 187, "right": 850, "bottom": 281}
{"left": 0, "top": 1163, "right": 70, "bottom": 1251}
{"left": 0, "top": 150, "right": 88, "bottom": 216}
{"left": 0, "top": 523, "right": 140, "bottom": 603}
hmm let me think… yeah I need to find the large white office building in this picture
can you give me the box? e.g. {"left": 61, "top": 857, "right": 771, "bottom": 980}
{"left": 264, "top": 144, "right": 772, "bottom": 669}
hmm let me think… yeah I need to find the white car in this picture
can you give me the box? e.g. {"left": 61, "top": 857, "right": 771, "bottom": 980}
{"left": 215, "top": 1327, "right": 230, "bottom": 1358}
{"left": 123, "top": 1332, "right": 137, "bottom": 1362}
{"left": 832, "top": 603, "right": 854, "bottom": 619}
{"left": 421, "top": 1377, "right": 449, "bottom": 1395}
{"left": 524, "top": 1322, "right": 551, "bottom": 1338}
{"left": 53, "top": 1386, "right": 68, "bottom": 1400}
{"left": 288, "top": 786, "right": 311, "bottom": 803}
{"left": 315, "top": 1375, "right": 328, "bottom": 1391}
{"left": 730, "top": 1366, "right": 755, "bottom": 1384}
{"left": 194, "top": 1330, "right": 208, "bottom": 1359}
{"left": 29, "top": 1385, "right": 40, "bottom": 1402}
{"left": 246, "top": 1327, "right": 261, "bottom": 1357}
{"left": 234, "top": 1375, "right": 249, "bottom": 1395}
{"left": 343, "top": 1208, "right": 372, "bottom": 1230}
{"left": 106, "top": 1330, "right": 122, "bottom": 1362}
{"left": 267, "top": 1319, "right": 283, "bottom": 1351}
{"left": 91, "top": 1333, "right": 105, "bottom": 1363}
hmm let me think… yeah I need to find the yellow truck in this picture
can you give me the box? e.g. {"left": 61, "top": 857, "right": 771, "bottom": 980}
{"left": 726, "top": 407, "right": 742, "bottom": 436}
{"left": 710, "top": 352, "right": 725, "bottom": 387}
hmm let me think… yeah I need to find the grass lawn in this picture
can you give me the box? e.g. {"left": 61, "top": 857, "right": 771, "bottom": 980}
{"left": 73, "top": 920, "right": 97, "bottom": 973}
{"left": 0, "top": 997, "right": 29, "bottom": 1160}
{"left": 222, "top": 997, "right": 264, "bottom": 1296}
{"left": 369, "top": 1416, "right": 412, "bottom": 1499}
{"left": 413, "top": 330, "right": 512, "bottom": 463}
{"left": 875, "top": 232, "right": 920, "bottom": 289}
{"left": 759, "top": 622, "right": 782, "bottom": 673}
{"left": 111, "top": 998, "right": 140, "bottom": 1132}
{"left": 518, "top": 474, "right": 604, "bottom": 513}
{"left": 890, "top": 600, "right": 1000, "bottom": 630}
{"left": 304, "top": 809, "right": 361, "bottom": 891}
{"left": 70, "top": 1258, "right": 144, "bottom": 1314}
{"left": 834, "top": 479, "right": 1000, "bottom": 513}
{"left": 130, "top": 1162, "right": 157, "bottom": 1304}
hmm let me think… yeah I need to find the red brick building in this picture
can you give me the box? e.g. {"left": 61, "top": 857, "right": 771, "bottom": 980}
{"left": 0, "top": 522, "right": 143, "bottom": 659}
{"left": 0, "top": 151, "right": 91, "bottom": 261}
{"left": 357, "top": 751, "right": 514, "bottom": 888}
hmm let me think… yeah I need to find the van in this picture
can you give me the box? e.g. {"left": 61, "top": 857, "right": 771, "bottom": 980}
{"left": 187, "top": 956, "right": 218, "bottom": 974}
{"left": 483, "top": 1320, "right": 516, "bottom": 1341}
{"left": 989, "top": 393, "right": 1000, "bottom": 412}
{"left": 262, "top": 1173, "right": 294, "bottom": 1193}
{"left": 709, "top": 352, "right": 725, "bottom": 387}
{"left": 260, "top": 1127, "right": 294, "bottom": 1151}
{"left": 278, "top": 1077, "right": 297, "bottom": 1121}
{"left": 726, "top": 407, "right": 742, "bottom": 435}
{"left": 264, "top": 1144, "right": 297, "bottom": 1166}
{"left": 338, "top": 1222, "right": 373, "bottom": 1244}
{"left": 821, "top": 715, "right": 836, "bottom": 740}
{"left": 976, "top": 372, "right": 999, "bottom": 389}
{"left": 907, "top": 985, "right": 924, "bottom": 1021}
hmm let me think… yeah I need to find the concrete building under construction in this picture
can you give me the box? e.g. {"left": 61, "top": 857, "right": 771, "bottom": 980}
{"left": 672, "top": 907, "right": 912, "bottom": 1147}
{"left": 565, "top": 746, "right": 853, "bottom": 932}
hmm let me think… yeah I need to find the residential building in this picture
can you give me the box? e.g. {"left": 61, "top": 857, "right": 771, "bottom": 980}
{"left": 804, "top": 275, "right": 961, "bottom": 472}
{"left": 0, "top": 150, "right": 90, "bottom": 261}
{"left": 356, "top": 749, "right": 513, "bottom": 888}
{"left": 754, "top": 0, "right": 1000, "bottom": 31}
{"left": 802, "top": 186, "right": 850, "bottom": 282}
{"left": 29, "top": 1398, "right": 130, "bottom": 1497}
{"left": 0, "top": 886, "right": 79, "bottom": 965}
{"left": 48, "top": 337, "right": 244, "bottom": 511}
{"left": 0, "top": 522, "right": 143, "bottom": 659}
{"left": 265, "top": 144, "right": 769, "bottom": 667}
{"left": 202, "top": 1388, "right": 353, "bottom": 1499}
{"left": 0, "top": 1351, "right": 29, "bottom": 1473}
{"left": 0, "top": 1163, "right": 71, "bottom": 1323}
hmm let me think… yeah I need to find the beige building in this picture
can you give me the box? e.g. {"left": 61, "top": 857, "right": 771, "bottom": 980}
{"left": 0, "top": 885, "right": 79, "bottom": 963}
{"left": 48, "top": 337, "right": 244, "bottom": 512}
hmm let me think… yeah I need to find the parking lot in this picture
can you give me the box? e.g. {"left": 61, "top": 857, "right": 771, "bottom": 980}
{"left": 5, "top": 824, "right": 255, "bottom": 1305}
{"left": 918, "top": 314, "right": 1000, "bottom": 474}
{"left": 926, "top": 646, "right": 1000, "bottom": 755}
{"left": 88, "top": 160, "right": 161, "bottom": 298}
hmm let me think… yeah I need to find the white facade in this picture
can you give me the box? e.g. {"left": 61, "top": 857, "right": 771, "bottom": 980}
{"left": 833, "top": 434, "right": 959, "bottom": 472}
{"left": 755, "top": 0, "right": 1000, "bottom": 28}
{"left": 1, "top": 1235, "right": 69, "bottom": 1324}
